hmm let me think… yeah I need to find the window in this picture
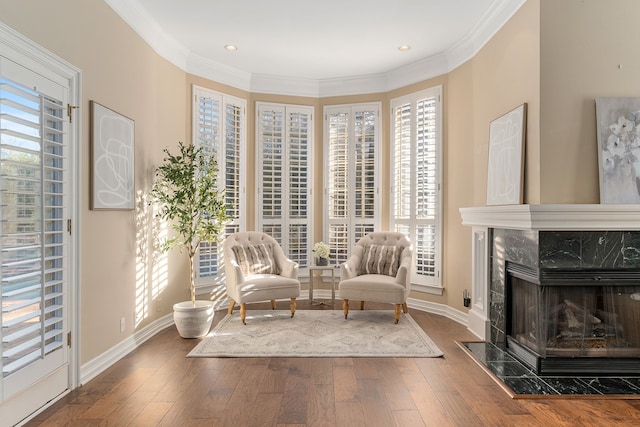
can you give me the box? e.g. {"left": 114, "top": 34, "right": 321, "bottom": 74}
{"left": 1, "top": 72, "right": 68, "bottom": 400}
{"left": 256, "top": 102, "right": 313, "bottom": 269}
{"left": 192, "top": 85, "right": 246, "bottom": 289}
{"left": 324, "top": 103, "right": 381, "bottom": 265}
{"left": 391, "top": 86, "right": 442, "bottom": 291}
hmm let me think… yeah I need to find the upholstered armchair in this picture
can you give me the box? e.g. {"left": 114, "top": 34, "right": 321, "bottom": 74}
{"left": 223, "top": 231, "right": 300, "bottom": 324}
{"left": 338, "top": 232, "right": 412, "bottom": 323}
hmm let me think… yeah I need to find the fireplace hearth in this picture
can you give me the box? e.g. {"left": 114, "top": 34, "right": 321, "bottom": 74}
{"left": 506, "top": 263, "right": 640, "bottom": 375}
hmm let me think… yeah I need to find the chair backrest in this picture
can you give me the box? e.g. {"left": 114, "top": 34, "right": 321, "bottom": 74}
{"left": 356, "top": 232, "right": 411, "bottom": 250}
{"left": 223, "top": 231, "right": 287, "bottom": 275}
{"left": 354, "top": 232, "right": 412, "bottom": 277}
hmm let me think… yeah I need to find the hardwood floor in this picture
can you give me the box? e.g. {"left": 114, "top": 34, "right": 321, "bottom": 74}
{"left": 25, "top": 301, "right": 640, "bottom": 426}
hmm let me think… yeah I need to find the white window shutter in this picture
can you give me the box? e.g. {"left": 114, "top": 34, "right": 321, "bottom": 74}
{"left": 192, "top": 86, "right": 246, "bottom": 287}
{"left": 325, "top": 103, "right": 381, "bottom": 265}
{"left": 256, "top": 102, "right": 313, "bottom": 268}
{"left": 391, "top": 86, "right": 442, "bottom": 288}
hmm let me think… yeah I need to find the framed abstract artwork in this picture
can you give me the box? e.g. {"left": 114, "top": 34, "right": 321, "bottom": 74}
{"left": 595, "top": 97, "right": 640, "bottom": 204}
{"left": 90, "top": 101, "right": 135, "bottom": 210}
{"left": 486, "top": 103, "right": 527, "bottom": 206}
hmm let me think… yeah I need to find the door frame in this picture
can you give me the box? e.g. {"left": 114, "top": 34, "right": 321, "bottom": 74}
{"left": 0, "top": 21, "right": 81, "bottom": 423}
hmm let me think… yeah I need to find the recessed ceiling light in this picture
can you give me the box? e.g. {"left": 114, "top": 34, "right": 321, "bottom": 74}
{"left": 398, "top": 45, "right": 411, "bottom": 52}
{"left": 224, "top": 45, "right": 238, "bottom": 52}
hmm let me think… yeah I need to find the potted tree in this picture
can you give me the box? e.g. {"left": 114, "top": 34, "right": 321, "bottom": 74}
{"left": 151, "top": 141, "right": 228, "bottom": 338}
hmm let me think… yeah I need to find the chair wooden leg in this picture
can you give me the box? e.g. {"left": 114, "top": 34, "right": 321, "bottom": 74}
{"left": 395, "top": 304, "right": 401, "bottom": 324}
{"left": 360, "top": 301, "right": 365, "bottom": 310}
{"left": 290, "top": 298, "right": 296, "bottom": 317}
{"left": 271, "top": 299, "right": 276, "bottom": 310}
{"left": 343, "top": 299, "right": 349, "bottom": 319}
{"left": 240, "top": 303, "right": 247, "bottom": 325}
{"left": 402, "top": 302, "right": 408, "bottom": 313}
{"left": 228, "top": 299, "right": 235, "bottom": 315}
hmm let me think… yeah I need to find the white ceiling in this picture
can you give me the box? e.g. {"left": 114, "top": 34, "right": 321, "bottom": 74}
{"left": 105, "top": 0, "right": 525, "bottom": 95}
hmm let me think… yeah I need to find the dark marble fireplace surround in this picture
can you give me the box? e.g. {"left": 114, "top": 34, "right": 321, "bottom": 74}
{"left": 490, "top": 228, "right": 640, "bottom": 348}
{"left": 460, "top": 205, "right": 640, "bottom": 394}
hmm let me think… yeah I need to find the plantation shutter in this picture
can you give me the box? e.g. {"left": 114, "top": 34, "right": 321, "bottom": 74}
{"left": 325, "top": 104, "right": 380, "bottom": 265}
{"left": 256, "top": 103, "right": 313, "bottom": 269}
{"left": 193, "top": 86, "right": 245, "bottom": 286}
{"left": 391, "top": 86, "right": 442, "bottom": 288}
{"left": 0, "top": 63, "right": 67, "bottom": 390}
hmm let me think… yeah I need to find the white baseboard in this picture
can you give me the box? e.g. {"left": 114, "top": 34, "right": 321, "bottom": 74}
{"left": 406, "top": 297, "right": 468, "bottom": 327}
{"left": 79, "top": 295, "right": 468, "bottom": 387}
{"left": 80, "top": 313, "right": 174, "bottom": 385}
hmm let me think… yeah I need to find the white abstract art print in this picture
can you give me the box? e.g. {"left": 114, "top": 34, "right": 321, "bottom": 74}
{"left": 486, "top": 103, "right": 527, "bottom": 206}
{"left": 596, "top": 97, "right": 640, "bottom": 204}
{"left": 90, "top": 101, "right": 135, "bottom": 210}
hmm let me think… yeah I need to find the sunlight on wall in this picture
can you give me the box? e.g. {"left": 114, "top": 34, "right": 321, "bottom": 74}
{"left": 135, "top": 189, "right": 168, "bottom": 327}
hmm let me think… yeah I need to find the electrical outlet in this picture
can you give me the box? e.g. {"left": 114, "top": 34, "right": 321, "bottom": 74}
{"left": 156, "top": 298, "right": 162, "bottom": 313}
{"left": 120, "top": 317, "right": 125, "bottom": 333}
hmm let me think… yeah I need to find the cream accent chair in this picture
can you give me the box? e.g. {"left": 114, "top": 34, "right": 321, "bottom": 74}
{"left": 223, "top": 231, "right": 300, "bottom": 324}
{"left": 338, "top": 232, "right": 412, "bottom": 323}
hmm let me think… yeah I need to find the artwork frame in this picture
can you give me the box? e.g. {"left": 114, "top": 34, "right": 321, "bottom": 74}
{"left": 90, "top": 101, "right": 135, "bottom": 210}
{"left": 486, "top": 103, "right": 527, "bottom": 206}
{"left": 595, "top": 97, "right": 640, "bottom": 204}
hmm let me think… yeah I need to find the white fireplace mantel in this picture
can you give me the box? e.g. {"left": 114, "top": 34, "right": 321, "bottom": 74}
{"left": 459, "top": 204, "right": 640, "bottom": 340}
{"left": 460, "top": 204, "right": 640, "bottom": 230}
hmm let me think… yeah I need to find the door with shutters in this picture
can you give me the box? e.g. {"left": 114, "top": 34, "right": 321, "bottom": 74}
{"left": 0, "top": 28, "right": 78, "bottom": 426}
{"left": 324, "top": 103, "right": 381, "bottom": 265}
{"left": 256, "top": 102, "right": 313, "bottom": 269}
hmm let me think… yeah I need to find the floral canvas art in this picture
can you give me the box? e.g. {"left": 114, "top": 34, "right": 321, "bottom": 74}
{"left": 596, "top": 97, "right": 640, "bottom": 203}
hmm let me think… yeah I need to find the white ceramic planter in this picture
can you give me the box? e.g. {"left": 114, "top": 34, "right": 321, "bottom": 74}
{"left": 173, "top": 300, "right": 215, "bottom": 338}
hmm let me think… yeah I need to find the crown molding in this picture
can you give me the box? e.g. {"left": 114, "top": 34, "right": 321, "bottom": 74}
{"left": 104, "top": 0, "right": 189, "bottom": 70}
{"left": 105, "top": 0, "right": 526, "bottom": 97}
{"left": 251, "top": 73, "right": 320, "bottom": 97}
{"left": 187, "top": 53, "right": 252, "bottom": 91}
{"left": 446, "top": 0, "right": 527, "bottom": 72}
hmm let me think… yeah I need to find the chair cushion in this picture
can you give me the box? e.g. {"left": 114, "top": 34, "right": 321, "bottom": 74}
{"left": 359, "top": 244, "right": 403, "bottom": 277}
{"left": 232, "top": 243, "right": 280, "bottom": 275}
{"left": 339, "top": 274, "right": 406, "bottom": 303}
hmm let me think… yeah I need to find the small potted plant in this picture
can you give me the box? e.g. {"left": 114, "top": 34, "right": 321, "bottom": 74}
{"left": 151, "top": 141, "right": 228, "bottom": 338}
{"left": 313, "top": 241, "right": 330, "bottom": 266}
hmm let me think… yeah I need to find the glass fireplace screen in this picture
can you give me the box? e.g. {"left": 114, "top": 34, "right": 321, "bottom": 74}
{"left": 510, "top": 275, "right": 640, "bottom": 358}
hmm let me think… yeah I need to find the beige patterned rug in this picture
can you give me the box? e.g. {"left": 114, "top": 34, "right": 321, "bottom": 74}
{"left": 187, "top": 310, "right": 443, "bottom": 358}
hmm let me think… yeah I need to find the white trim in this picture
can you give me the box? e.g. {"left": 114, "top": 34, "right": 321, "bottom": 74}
{"left": 251, "top": 74, "right": 320, "bottom": 97}
{"left": 255, "top": 102, "right": 315, "bottom": 267}
{"left": 406, "top": 297, "right": 468, "bottom": 328}
{"left": 468, "top": 228, "right": 490, "bottom": 340}
{"left": 460, "top": 204, "right": 640, "bottom": 230}
{"left": 390, "top": 86, "right": 443, "bottom": 288}
{"left": 104, "top": 0, "right": 526, "bottom": 97}
{"left": 0, "top": 20, "right": 82, "bottom": 421}
{"left": 80, "top": 314, "right": 174, "bottom": 385}
{"left": 323, "top": 102, "right": 382, "bottom": 261}
{"left": 79, "top": 297, "right": 468, "bottom": 389}
{"left": 104, "top": 0, "right": 189, "bottom": 69}
{"left": 411, "top": 283, "right": 444, "bottom": 296}
{"left": 318, "top": 74, "right": 389, "bottom": 97}
{"left": 445, "top": 0, "right": 527, "bottom": 72}
{"left": 188, "top": 54, "right": 251, "bottom": 92}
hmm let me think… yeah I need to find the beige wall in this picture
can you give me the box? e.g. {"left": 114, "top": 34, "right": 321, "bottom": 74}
{"left": 425, "top": 0, "right": 540, "bottom": 310}
{"left": 0, "top": 0, "right": 189, "bottom": 363}
{"left": 3, "top": 0, "right": 629, "bottom": 366}
{"left": 539, "top": 0, "right": 640, "bottom": 203}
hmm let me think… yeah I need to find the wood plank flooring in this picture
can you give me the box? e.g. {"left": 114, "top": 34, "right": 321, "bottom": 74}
{"left": 25, "top": 301, "right": 640, "bottom": 426}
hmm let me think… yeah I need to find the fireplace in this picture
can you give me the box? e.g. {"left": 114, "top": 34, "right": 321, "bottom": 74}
{"left": 506, "top": 263, "right": 640, "bottom": 375}
{"left": 459, "top": 205, "right": 640, "bottom": 376}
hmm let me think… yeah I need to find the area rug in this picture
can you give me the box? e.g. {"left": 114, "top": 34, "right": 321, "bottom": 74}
{"left": 188, "top": 310, "right": 444, "bottom": 358}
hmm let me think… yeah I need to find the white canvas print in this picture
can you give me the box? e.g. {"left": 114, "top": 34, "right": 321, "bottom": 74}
{"left": 486, "top": 104, "right": 527, "bottom": 206}
{"left": 596, "top": 97, "right": 640, "bottom": 204}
